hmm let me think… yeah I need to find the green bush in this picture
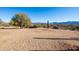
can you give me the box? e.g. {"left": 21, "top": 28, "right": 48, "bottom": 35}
{"left": 31, "top": 24, "right": 47, "bottom": 28}
{"left": 53, "top": 26, "right": 59, "bottom": 29}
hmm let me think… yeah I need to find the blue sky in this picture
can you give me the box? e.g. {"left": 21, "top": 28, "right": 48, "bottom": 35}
{"left": 0, "top": 7, "right": 79, "bottom": 23}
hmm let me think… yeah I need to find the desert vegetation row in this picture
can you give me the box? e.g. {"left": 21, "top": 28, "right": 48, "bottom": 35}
{"left": 0, "top": 13, "right": 79, "bottom": 31}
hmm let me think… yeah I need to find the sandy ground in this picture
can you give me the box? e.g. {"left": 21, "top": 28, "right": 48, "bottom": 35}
{"left": 0, "top": 28, "right": 79, "bottom": 51}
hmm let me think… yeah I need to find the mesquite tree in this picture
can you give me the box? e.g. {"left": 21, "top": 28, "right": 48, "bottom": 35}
{"left": 10, "top": 13, "right": 32, "bottom": 28}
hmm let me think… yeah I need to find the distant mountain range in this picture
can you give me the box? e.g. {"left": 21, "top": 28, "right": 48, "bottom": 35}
{"left": 52, "top": 21, "right": 79, "bottom": 25}
{"left": 33, "top": 21, "right": 79, "bottom": 25}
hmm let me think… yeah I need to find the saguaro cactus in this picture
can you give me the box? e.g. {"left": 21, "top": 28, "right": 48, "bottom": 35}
{"left": 47, "top": 20, "right": 49, "bottom": 29}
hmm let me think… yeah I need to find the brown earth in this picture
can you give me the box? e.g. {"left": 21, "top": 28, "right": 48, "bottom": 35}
{"left": 0, "top": 28, "right": 79, "bottom": 51}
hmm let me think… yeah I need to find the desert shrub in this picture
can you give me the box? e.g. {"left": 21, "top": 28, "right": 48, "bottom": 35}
{"left": 67, "top": 25, "right": 79, "bottom": 31}
{"left": 68, "top": 27, "right": 75, "bottom": 30}
{"left": 53, "top": 26, "right": 59, "bottom": 29}
{"left": 29, "top": 25, "right": 38, "bottom": 28}
{"left": 75, "top": 26, "right": 79, "bottom": 29}
{"left": 31, "top": 24, "right": 47, "bottom": 28}
{"left": 34, "top": 24, "right": 42, "bottom": 28}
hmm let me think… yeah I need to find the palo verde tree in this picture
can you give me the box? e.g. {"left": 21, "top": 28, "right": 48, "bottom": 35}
{"left": 9, "top": 13, "right": 32, "bottom": 28}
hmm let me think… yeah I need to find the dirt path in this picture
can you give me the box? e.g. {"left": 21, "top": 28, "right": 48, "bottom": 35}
{"left": 0, "top": 28, "right": 79, "bottom": 51}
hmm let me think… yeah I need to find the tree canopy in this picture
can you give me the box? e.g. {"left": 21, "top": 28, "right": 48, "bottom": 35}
{"left": 10, "top": 13, "right": 32, "bottom": 28}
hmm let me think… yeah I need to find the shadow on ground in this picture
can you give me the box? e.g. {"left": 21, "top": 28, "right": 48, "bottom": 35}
{"left": 34, "top": 37, "right": 79, "bottom": 40}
